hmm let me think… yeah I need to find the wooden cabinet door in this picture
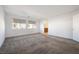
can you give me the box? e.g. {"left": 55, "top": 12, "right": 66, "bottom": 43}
{"left": 44, "top": 28, "right": 48, "bottom": 33}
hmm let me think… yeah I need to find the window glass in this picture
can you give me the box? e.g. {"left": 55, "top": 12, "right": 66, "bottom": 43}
{"left": 27, "top": 20, "right": 36, "bottom": 29}
{"left": 12, "top": 19, "right": 26, "bottom": 29}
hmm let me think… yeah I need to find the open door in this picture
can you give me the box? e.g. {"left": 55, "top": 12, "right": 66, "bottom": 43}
{"left": 73, "top": 14, "right": 79, "bottom": 42}
{"left": 44, "top": 20, "right": 48, "bottom": 36}
{"left": 0, "top": 6, "right": 5, "bottom": 47}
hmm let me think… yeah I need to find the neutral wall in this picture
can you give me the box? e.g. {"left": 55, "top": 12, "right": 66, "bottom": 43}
{"left": 5, "top": 13, "right": 40, "bottom": 37}
{"left": 48, "top": 14, "right": 73, "bottom": 39}
{"left": 40, "top": 20, "right": 45, "bottom": 33}
{"left": 0, "top": 6, "right": 5, "bottom": 47}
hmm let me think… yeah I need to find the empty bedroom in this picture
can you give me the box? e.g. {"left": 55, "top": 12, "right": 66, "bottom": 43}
{"left": 0, "top": 5, "right": 79, "bottom": 54}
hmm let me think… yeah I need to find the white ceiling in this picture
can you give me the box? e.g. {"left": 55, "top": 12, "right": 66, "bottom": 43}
{"left": 4, "top": 5, "right": 79, "bottom": 19}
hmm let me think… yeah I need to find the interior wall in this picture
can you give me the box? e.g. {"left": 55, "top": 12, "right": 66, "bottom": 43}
{"left": 5, "top": 13, "right": 40, "bottom": 38}
{"left": 40, "top": 20, "right": 45, "bottom": 33}
{"left": 0, "top": 6, "right": 5, "bottom": 47}
{"left": 48, "top": 14, "right": 73, "bottom": 39}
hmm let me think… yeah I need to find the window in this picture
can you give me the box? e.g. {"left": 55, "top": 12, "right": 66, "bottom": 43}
{"left": 12, "top": 18, "right": 26, "bottom": 29}
{"left": 27, "top": 20, "right": 36, "bottom": 29}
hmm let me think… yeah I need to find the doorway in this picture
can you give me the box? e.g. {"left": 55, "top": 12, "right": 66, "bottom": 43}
{"left": 44, "top": 20, "right": 48, "bottom": 36}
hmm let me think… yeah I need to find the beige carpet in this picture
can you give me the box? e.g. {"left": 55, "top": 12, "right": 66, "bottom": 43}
{"left": 0, "top": 33, "right": 79, "bottom": 54}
